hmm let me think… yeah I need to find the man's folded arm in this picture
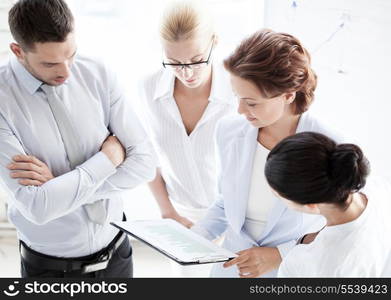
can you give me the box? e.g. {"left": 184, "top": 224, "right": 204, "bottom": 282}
{"left": 92, "top": 75, "right": 157, "bottom": 197}
{"left": 0, "top": 114, "right": 117, "bottom": 225}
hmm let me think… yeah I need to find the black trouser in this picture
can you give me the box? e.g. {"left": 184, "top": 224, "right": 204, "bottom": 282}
{"left": 20, "top": 237, "right": 133, "bottom": 278}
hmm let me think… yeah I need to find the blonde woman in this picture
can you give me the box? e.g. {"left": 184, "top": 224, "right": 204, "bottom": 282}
{"left": 138, "top": 1, "right": 236, "bottom": 276}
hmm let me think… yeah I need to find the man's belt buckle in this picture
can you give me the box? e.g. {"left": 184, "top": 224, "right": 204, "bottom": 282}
{"left": 81, "top": 253, "right": 110, "bottom": 274}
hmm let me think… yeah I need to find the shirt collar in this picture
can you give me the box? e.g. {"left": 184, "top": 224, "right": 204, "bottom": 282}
{"left": 152, "top": 61, "right": 234, "bottom": 105}
{"left": 209, "top": 62, "right": 235, "bottom": 104}
{"left": 152, "top": 67, "right": 174, "bottom": 101}
{"left": 10, "top": 57, "right": 43, "bottom": 95}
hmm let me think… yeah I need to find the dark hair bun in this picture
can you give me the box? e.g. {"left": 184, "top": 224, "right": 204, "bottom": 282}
{"left": 265, "top": 132, "right": 370, "bottom": 207}
{"left": 330, "top": 144, "right": 370, "bottom": 192}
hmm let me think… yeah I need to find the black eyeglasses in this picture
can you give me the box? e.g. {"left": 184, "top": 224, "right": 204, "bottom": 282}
{"left": 162, "top": 39, "right": 214, "bottom": 71}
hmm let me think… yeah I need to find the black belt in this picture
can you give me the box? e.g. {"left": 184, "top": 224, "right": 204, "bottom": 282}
{"left": 20, "top": 215, "right": 127, "bottom": 274}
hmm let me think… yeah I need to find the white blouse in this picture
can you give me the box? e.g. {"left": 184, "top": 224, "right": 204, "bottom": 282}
{"left": 244, "top": 142, "right": 275, "bottom": 240}
{"left": 139, "top": 63, "right": 236, "bottom": 221}
{"left": 278, "top": 177, "right": 391, "bottom": 277}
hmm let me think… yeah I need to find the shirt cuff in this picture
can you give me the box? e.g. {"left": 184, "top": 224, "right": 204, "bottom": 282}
{"left": 77, "top": 152, "right": 117, "bottom": 184}
{"left": 277, "top": 240, "right": 298, "bottom": 258}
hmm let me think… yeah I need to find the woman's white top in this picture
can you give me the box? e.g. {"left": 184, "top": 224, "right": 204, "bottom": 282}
{"left": 244, "top": 143, "right": 275, "bottom": 240}
{"left": 278, "top": 178, "right": 391, "bottom": 277}
{"left": 139, "top": 63, "right": 236, "bottom": 221}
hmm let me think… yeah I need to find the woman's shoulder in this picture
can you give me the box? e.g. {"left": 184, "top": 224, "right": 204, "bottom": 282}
{"left": 140, "top": 68, "right": 165, "bottom": 90}
{"left": 139, "top": 68, "right": 173, "bottom": 101}
{"left": 278, "top": 244, "right": 316, "bottom": 277}
{"left": 215, "top": 114, "right": 251, "bottom": 142}
{"left": 209, "top": 61, "right": 237, "bottom": 106}
{"left": 362, "top": 176, "right": 391, "bottom": 215}
{"left": 216, "top": 114, "right": 249, "bottom": 132}
{"left": 297, "top": 112, "right": 347, "bottom": 144}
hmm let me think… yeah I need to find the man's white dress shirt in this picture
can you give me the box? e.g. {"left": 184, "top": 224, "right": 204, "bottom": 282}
{"left": 0, "top": 56, "right": 156, "bottom": 257}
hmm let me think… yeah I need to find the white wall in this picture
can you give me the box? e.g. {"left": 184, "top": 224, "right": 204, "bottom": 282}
{"left": 264, "top": 0, "right": 391, "bottom": 182}
{"left": 0, "top": 0, "right": 13, "bottom": 59}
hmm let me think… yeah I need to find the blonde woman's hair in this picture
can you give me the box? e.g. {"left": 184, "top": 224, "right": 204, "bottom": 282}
{"left": 160, "top": 0, "right": 214, "bottom": 42}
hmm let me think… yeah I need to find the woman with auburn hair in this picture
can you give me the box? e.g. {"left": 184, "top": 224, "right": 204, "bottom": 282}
{"left": 139, "top": 0, "right": 236, "bottom": 276}
{"left": 265, "top": 132, "right": 391, "bottom": 277}
{"left": 192, "top": 29, "right": 347, "bottom": 277}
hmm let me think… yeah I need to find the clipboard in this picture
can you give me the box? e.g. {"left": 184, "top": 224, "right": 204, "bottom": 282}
{"left": 110, "top": 219, "right": 237, "bottom": 265}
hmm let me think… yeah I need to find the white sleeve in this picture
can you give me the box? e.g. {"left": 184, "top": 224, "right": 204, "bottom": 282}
{"left": 0, "top": 113, "right": 117, "bottom": 225}
{"left": 277, "top": 256, "right": 299, "bottom": 277}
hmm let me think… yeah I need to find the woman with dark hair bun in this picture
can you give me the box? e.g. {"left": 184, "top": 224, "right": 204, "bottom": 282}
{"left": 265, "top": 132, "right": 391, "bottom": 277}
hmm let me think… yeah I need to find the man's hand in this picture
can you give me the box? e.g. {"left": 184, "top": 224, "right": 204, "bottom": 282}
{"left": 7, "top": 155, "right": 54, "bottom": 186}
{"left": 223, "top": 246, "right": 282, "bottom": 278}
{"left": 101, "top": 135, "right": 125, "bottom": 167}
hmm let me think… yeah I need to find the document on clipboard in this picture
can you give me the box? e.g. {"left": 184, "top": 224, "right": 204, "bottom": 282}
{"left": 110, "top": 219, "right": 237, "bottom": 265}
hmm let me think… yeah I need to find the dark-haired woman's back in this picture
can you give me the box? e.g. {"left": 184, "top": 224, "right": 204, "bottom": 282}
{"left": 278, "top": 177, "right": 391, "bottom": 277}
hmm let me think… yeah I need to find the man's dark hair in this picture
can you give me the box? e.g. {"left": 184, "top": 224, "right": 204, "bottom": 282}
{"left": 8, "top": 0, "right": 74, "bottom": 50}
